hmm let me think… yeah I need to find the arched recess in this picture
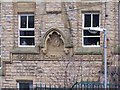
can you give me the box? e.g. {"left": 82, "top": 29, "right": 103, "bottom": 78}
{"left": 40, "top": 28, "right": 72, "bottom": 54}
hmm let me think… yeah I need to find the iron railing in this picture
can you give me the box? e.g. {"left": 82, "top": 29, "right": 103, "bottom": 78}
{"left": 35, "top": 82, "right": 120, "bottom": 90}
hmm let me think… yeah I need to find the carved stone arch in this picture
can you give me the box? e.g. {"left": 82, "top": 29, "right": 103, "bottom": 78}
{"left": 41, "top": 28, "right": 65, "bottom": 47}
{"left": 41, "top": 28, "right": 69, "bottom": 54}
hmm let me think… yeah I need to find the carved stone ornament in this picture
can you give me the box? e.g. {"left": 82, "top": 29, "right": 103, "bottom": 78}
{"left": 41, "top": 29, "right": 69, "bottom": 55}
{"left": 11, "top": 54, "right": 41, "bottom": 61}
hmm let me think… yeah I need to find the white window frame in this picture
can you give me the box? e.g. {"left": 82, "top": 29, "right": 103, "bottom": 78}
{"left": 17, "top": 80, "right": 33, "bottom": 90}
{"left": 18, "top": 14, "right": 35, "bottom": 47}
{"left": 0, "top": 26, "right": 1, "bottom": 69}
{"left": 0, "top": 37, "right": 1, "bottom": 69}
{"left": 82, "top": 13, "right": 100, "bottom": 47}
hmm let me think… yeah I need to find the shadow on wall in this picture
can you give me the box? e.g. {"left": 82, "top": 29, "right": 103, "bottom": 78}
{"left": 99, "top": 66, "right": 119, "bottom": 84}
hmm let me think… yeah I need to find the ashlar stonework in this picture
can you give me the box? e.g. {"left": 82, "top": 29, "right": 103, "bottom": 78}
{"left": 0, "top": 1, "right": 119, "bottom": 88}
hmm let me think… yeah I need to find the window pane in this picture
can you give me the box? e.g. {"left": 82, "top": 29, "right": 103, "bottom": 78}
{"left": 0, "top": 57, "right": 2, "bottom": 67}
{"left": 21, "top": 16, "right": 27, "bottom": 28}
{"left": 20, "top": 38, "right": 35, "bottom": 45}
{"left": 0, "top": 47, "right": 1, "bottom": 55}
{"left": 84, "top": 37, "right": 100, "bottom": 45}
{"left": 93, "top": 14, "right": 99, "bottom": 27}
{"left": 20, "top": 31, "right": 34, "bottom": 36}
{"left": 84, "top": 14, "right": 91, "bottom": 27}
{"left": 84, "top": 30, "right": 100, "bottom": 36}
{"left": 18, "top": 81, "right": 33, "bottom": 90}
{"left": 0, "top": 38, "right": 1, "bottom": 45}
{"left": 28, "top": 16, "right": 34, "bottom": 28}
{"left": 0, "top": 38, "right": 2, "bottom": 67}
{"left": 19, "top": 83, "right": 29, "bottom": 90}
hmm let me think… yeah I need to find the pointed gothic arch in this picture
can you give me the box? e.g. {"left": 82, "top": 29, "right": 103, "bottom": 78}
{"left": 40, "top": 28, "right": 71, "bottom": 54}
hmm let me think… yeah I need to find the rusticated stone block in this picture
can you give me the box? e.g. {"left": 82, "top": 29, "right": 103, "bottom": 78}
{"left": 1, "top": 1, "right": 119, "bottom": 88}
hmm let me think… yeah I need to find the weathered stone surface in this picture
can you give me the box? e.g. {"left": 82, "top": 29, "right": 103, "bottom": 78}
{"left": 11, "top": 47, "right": 40, "bottom": 54}
{"left": 74, "top": 47, "right": 103, "bottom": 55}
{"left": 14, "top": 2, "right": 36, "bottom": 13}
{"left": 0, "top": 1, "right": 119, "bottom": 88}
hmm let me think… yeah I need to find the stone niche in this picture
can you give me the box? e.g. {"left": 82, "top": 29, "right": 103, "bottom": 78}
{"left": 41, "top": 29, "right": 70, "bottom": 57}
{"left": 47, "top": 32, "right": 64, "bottom": 55}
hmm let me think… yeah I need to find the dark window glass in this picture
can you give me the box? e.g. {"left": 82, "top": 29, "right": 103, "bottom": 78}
{"left": 0, "top": 38, "right": 2, "bottom": 67}
{"left": 84, "top": 14, "right": 91, "bottom": 27}
{"left": 21, "top": 16, "right": 27, "bottom": 28}
{"left": 19, "top": 83, "right": 29, "bottom": 90}
{"left": 0, "top": 38, "right": 1, "bottom": 45}
{"left": 20, "top": 31, "right": 34, "bottom": 36}
{"left": 28, "top": 16, "right": 34, "bottom": 28}
{"left": 84, "top": 30, "right": 100, "bottom": 36}
{"left": 18, "top": 81, "right": 33, "bottom": 90}
{"left": 93, "top": 14, "right": 99, "bottom": 27}
{"left": 84, "top": 37, "right": 100, "bottom": 45}
{"left": 0, "top": 47, "right": 1, "bottom": 55}
{"left": 20, "top": 38, "right": 35, "bottom": 45}
{"left": 0, "top": 57, "right": 2, "bottom": 67}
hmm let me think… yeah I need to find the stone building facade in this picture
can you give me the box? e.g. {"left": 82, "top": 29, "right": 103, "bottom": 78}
{"left": 0, "top": 0, "right": 119, "bottom": 89}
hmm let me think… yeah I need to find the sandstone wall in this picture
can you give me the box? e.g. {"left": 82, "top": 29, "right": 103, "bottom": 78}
{"left": 0, "top": 1, "right": 119, "bottom": 88}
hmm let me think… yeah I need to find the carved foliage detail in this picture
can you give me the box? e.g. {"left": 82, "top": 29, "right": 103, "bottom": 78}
{"left": 47, "top": 32, "right": 65, "bottom": 55}
{"left": 41, "top": 29, "right": 70, "bottom": 60}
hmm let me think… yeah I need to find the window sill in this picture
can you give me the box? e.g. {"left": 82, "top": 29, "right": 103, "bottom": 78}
{"left": 11, "top": 47, "right": 40, "bottom": 54}
{"left": 74, "top": 47, "right": 102, "bottom": 55}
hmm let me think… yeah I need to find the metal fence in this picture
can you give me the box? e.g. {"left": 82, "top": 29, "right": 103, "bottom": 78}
{"left": 35, "top": 82, "right": 120, "bottom": 90}
{"left": 1, "top": 82, "right": 120, "bottom": 90}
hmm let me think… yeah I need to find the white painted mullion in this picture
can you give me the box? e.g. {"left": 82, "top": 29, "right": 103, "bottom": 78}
{"left": 27, "top": 15, "right": 28, "bottom": 29}
{"left": 17, "top": 82, "right": 20, "bottom": 90}
{"left": 19, "top": 29, "right": 34, "bottom": 31}
{"left": 18, "top": 15, "right": 21, "bottom": 29}
{"left": 82, "top": 14, "right": 84, "bottom": 47}
{"left": 82, "top": 14, "right": 85, "bottom": 28}
{"left": 20, "top": 36, "right": 35, "bottom": 38}
{"left": 0, "top": 37, "right": 1, "bottom": 68}
{"left": 18, "top": 16, "right": 20, "bottom": 46}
